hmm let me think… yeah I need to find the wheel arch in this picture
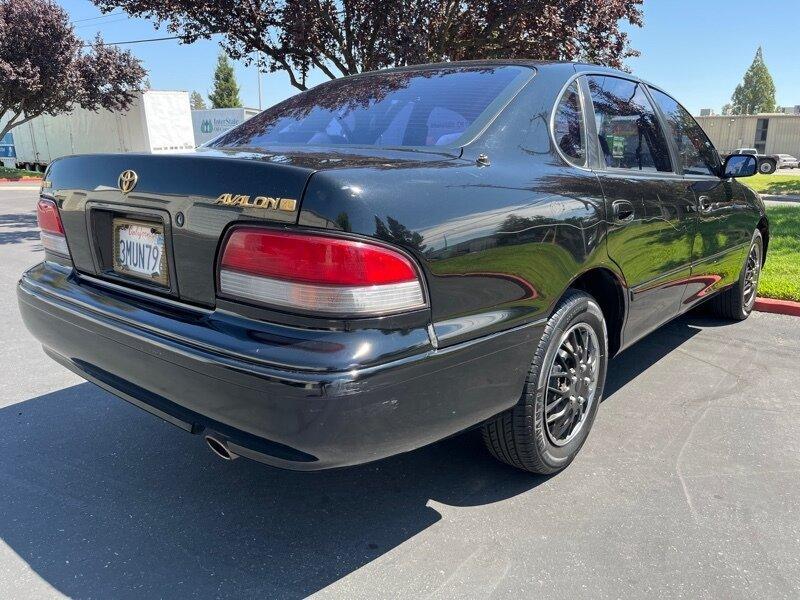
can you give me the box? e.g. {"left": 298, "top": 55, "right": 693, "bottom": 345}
{"left": 560, "top": 267, "right": 627, "bottom": 358}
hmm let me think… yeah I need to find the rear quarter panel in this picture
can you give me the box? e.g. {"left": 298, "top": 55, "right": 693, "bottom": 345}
{"left": 299, "top": 64, "right": 614, "bottom": 346}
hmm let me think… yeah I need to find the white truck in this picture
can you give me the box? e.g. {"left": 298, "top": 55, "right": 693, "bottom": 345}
{"left": 4, "top": 90, "right": 195, "bottom": 171}
{"left": 191, "top": 107, "right": 260, "bottom": 146}
{"left": 729, "top": 148, "right": 780, "bottom": 175}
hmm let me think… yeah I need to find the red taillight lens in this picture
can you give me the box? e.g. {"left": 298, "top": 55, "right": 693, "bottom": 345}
{"left": 219, "top": 228, "right": 426, "bottom": 316}
{"left": 37, "top": 198, "right": 64, "bottom": 234}
{"left": 36, "top": 198, "right": 69, "bottom": 256}
{"left": 221, "top": 229, "right": 418, "bottom": 285}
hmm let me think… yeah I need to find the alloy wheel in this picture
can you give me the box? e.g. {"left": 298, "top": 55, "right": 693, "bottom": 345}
{"left": 743, "top": 242, "right": 762, "bottom": 310}
{"left": 545, "top": 323, "right": 601, "bottom": 447}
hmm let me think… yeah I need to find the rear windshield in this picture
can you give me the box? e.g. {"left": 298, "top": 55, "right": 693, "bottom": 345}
{"left": 207, "top": 66, "right": 530, "bottom": 150}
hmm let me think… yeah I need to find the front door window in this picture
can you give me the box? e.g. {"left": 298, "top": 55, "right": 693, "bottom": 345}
{"left": 649, "top": 88, "right": 721, "bottom": 177}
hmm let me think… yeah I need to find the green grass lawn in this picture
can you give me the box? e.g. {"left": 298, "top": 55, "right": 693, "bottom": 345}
{"left": 759, "top": 205, "right": 800, "bottom": 302}
{"left": 745, "top": 174, "right": 800, "bottom": 196}
{"left": 0, "top": 166, "right": 42, "bottom": 180}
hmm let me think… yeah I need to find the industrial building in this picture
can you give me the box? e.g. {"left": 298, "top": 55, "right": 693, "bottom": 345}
{"left": 695, "top": 113, "right": 800, "bottom": 156}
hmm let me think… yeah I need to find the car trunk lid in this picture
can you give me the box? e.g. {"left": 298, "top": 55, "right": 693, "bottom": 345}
{"left": 46, "top": 147, "right": 458, "bottom": 307}
{"left": 47, "top": 152, "right": 315, "bottom": 307}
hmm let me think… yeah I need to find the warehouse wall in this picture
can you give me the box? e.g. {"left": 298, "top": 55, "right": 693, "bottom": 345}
{"left": 695, "top": 114, "right": 800, "bottom": 155}
{"left": 764, "top": 117, "right": 800, "bottom": 155}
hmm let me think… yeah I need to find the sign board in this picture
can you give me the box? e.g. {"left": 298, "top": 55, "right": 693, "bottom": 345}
{"left": 192, "top": 108, "right": 258, "bottom": 146}
{"left": 0, "top": 131, "right": 15, "bottom": 159}
{"left": 610, "top": 135, "right": 626, "bottom": 159}
{"left": 142, "top": 91, "right": 195, "bottom": 153}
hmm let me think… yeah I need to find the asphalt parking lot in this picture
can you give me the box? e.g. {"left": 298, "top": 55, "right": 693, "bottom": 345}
{"left": 2, "top": 183, "right": 799, "bottom": 599}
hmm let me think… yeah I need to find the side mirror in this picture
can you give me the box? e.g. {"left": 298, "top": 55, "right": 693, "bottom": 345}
{"left": 722, "top": 154, "right": 758, "bottom": 178}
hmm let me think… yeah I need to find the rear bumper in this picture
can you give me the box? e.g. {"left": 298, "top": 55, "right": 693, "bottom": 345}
{"left": 17, "top": 262, "right": 540, "bottom": 470}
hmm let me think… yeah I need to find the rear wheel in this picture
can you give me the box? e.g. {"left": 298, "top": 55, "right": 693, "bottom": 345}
{"left": 482, "top": 290, "right": 608, "bottom": 474}
{"left": 709, "top": 230, "right": 763, "bottom": 321}
{"left": 758, "top": 159, "right": 776, "bottom": 174}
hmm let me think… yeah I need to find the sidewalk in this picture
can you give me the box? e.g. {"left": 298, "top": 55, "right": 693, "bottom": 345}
{"left": 0, "top": 182, "right": 42, "bottom": 192}
{"left": 762, "top": 194, "right": 800, "bottom": 204}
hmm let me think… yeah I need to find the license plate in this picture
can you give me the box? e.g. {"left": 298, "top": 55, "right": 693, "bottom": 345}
{"left": 112, "top": 218, "right": 168, "bottom": 286}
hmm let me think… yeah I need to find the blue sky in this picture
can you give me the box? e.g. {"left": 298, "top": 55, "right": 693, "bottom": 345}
{"left": 62, "top": 0, "right": 800, "bottom": 114}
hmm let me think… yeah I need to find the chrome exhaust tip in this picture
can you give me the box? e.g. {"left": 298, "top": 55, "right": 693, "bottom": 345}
{"left": 205, "top": 435, "right": 238, "bottom": 461}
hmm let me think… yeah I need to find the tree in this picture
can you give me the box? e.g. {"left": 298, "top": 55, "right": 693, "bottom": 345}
{"left": 190, "top": 90, "right": 207, "bottom": 110}
{"left": 374, "top": 216, "right": 426, "bottom": 252}
{"left": 0, "top": 0, "right": 147, "bottom": 141}
{"left": 730, "top": 47, "right": 776, "bottom": 115}
{"left": 91, "top": 0, "right": 643, "bottom": 92}
{"left": 209, "top": 53, "right": 242, "bottom": 108}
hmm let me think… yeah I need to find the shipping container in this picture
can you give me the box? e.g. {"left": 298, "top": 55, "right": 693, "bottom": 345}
{"left": 1, "top": 90, "right": 194, "bottom": 171}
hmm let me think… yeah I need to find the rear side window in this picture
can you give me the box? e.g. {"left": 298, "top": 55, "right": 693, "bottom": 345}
{"left": 588, "top": 76, "right": 673, "bottom": 173}
{"left": 208, "top": 66, "right": 531, "bottom": 149}
{"left": 649, "top": 88, "right": 720, "bottom": 176}
{"left": 553, "top": 81, "right": 586, "bottom": 166}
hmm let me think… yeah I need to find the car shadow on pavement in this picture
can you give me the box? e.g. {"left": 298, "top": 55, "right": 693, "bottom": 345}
{"left": 0, "top": 314, "right": 712, "bottom": 599}
{"left": 604, "top": 313, "right": 710, "bottom": 399}
{"left": 0, "top": 383, "right": 541, "bottom": 599}
{"left": 0, "top": 211, "right": 41, "bottom": 246}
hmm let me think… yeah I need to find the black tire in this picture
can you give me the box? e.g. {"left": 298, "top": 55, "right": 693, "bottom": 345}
{"left": 758, "top": 159, "right": 776, "bottom": 175}
{"left": 709, "top": 229, "right": 763, "bottom": 321}
{"left": 482, "top": 289, "right": 608, "bottom": 474}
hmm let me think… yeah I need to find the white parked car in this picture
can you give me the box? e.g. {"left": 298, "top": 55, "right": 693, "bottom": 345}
{"left": 776, "top": 154, "right": 799, "bottom": 169}
{"left": 730, "top": 148, "right": 780, "bottom": 174}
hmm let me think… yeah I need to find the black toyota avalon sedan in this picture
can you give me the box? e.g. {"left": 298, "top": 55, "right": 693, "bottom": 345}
{"left": 18, "top": 61, "right": 767, "bottom": 474}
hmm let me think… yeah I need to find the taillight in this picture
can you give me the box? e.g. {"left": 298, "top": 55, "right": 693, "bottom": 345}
{"left": 218, "top": 228, "right": 426, "bottom": 316}
{"left": 36, "top": 198, "right": 69, "bottom": 256}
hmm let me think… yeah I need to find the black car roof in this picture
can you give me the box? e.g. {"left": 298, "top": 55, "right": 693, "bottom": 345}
{"left": 327, "top": 59, "right": 655, "bottom": 88}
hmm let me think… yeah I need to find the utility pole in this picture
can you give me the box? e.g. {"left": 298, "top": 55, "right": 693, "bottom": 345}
{"left": 257, "top": 51, "right": 263, "bottom": 110}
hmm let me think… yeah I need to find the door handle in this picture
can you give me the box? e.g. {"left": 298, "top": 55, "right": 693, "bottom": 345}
{"left": 698, "top": 195, "right": 712, "bottom": 212}
{"left": 612, "top": 200, "right": 635, "bottom": 223}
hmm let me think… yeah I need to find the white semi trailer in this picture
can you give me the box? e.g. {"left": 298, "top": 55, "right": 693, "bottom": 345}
{"left": 5, "top": 90, "right": 195, "bottom": 171}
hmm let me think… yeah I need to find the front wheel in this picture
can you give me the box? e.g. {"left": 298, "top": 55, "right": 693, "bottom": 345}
{"left": 482, "top": 290, "right": 608, "bottom": 474}
{"left": 709, "top": 229, "right": 763, "bottom": 320}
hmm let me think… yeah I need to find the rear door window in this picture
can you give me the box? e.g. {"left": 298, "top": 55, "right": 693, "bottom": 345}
{"left": 208, "top": 66, "right": 531, "bottom": 149}
{"left": 649, "top": 88, "right": 721, "bottom": 176}
{"left": 587, "top": 76, "right": 673, "bottom": 173}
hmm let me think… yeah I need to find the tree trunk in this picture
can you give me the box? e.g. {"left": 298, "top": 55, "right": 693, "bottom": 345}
{"left": 0, "top": 111, "right": 40, "bottom": 144}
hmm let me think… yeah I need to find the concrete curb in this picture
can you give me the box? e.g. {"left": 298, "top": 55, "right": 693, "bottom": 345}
{"left": 754, "top": 297, "right": 800, "bottom": 317}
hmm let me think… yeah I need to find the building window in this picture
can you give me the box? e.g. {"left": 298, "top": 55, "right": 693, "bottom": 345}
{"left": 755, "top": 118, "right": 769, "bottom": 154}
